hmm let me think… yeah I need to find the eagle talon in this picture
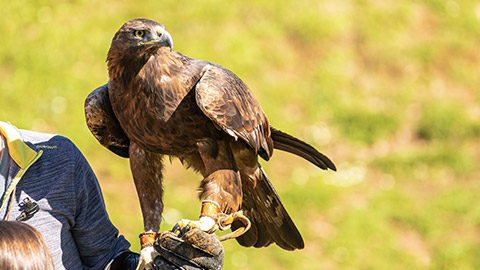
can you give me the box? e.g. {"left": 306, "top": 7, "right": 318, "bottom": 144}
{"left": 171, "top": 224, "right": 180, "bottom": 233}
{"left": 181, "top": 225, "right": 191, "bottom": 237}
{"left": 207, "top": 227, "right": 216, "bottom": 234}
{"left": 171, "top": 222, "right": 192, "bottom": 237}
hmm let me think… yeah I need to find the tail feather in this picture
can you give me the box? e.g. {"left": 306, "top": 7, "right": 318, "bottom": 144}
{"left": 270, "top": 126, "right": 336, "bottom": 171}
{"left": 232, "top": 167, "right": 304, "bottom": 250}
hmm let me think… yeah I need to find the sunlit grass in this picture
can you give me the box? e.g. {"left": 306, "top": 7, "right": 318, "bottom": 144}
{"left": 1, "top": 0, "right": 480, "bottom": 269}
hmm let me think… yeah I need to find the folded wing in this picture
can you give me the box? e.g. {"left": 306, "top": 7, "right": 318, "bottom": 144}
{"left": 84, "top": 83, "right": 130, "bottom": 158}
{"left": 194, "top": 65, "right": 273, "bottom": 161}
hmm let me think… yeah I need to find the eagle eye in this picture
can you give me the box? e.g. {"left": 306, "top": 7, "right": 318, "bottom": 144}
{"left": 134, "top": 30, "right": 145, "bottom": 38}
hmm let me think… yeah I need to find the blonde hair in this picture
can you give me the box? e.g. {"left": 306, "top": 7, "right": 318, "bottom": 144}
{"left": 0, "top": 221, "right": 55, "bottom": 270}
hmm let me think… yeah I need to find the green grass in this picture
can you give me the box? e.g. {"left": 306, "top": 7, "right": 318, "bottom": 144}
{"left": 1, "top": 0, "right": 480, "bottom": 269}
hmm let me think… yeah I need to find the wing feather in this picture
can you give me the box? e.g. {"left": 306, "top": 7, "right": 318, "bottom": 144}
{"left": 195, "top": 65, "right": 273, "bottom": 160}
{"left": 232, "top": 166, "right": 304, "bottom": 250}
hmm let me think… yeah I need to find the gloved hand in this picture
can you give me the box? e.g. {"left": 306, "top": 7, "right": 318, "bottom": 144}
{"left": 110, "top": 228, "right": 224, "bottom": 270}
{"left": 153, "top": 228, "right": 224, "bottom": 270}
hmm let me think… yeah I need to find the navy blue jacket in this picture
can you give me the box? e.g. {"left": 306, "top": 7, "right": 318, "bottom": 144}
{"left": 0, "top": 121, "right": 130, "bottom": 269}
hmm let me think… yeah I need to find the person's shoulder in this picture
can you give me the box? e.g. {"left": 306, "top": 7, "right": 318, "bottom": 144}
{"left": 18, "top": 129, "right": 79, "bottom": 156}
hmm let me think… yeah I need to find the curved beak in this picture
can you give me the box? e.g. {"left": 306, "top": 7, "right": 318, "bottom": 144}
{"left": 142, "top": 29, "right": 173, "bottom": 51}
{"left": 160, "top": 29, "right": 173, "bottom": 51}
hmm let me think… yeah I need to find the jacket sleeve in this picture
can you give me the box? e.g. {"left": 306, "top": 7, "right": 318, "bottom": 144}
{"left": 69, "top": 144, "right": 131, "bottom": 269}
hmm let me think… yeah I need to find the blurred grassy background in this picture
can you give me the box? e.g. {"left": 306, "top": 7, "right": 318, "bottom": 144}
{"left": 1, "top": 0, "right": 480, "bottom": 269}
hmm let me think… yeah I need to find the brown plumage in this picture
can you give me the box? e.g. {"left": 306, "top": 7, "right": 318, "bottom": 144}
{"left": 85, "top": 18, "right": 335, "bottom": 251}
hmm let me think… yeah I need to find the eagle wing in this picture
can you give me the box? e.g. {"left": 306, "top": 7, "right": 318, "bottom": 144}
{"left": 84, "top": 83, "right": 130, "bottom": 157}
{"left": 195, "top": 64, "right": 273, "bottom": 160}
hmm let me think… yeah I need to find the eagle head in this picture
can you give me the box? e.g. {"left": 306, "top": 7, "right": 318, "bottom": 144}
{"left": 108, "top": 18, "right": 173, "bottom": 58}
{"left": 107, "top": 18, "right": 174, "bottom": 79}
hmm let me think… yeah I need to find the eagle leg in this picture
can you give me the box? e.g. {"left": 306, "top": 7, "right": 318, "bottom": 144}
{"left": 129, "top": 142, "right": 164, "bottom": 270}
{"left": 172, "top": 139, "right": 248, "bottom": 238}
{"left": 172, "top": 169, "right": 242, "bottom": 233}
{"left": 130, "top": 142, "right": 165, "bottom": 231}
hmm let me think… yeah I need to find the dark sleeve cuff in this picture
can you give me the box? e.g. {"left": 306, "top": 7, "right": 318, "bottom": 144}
{"left": 110, "top": 251, "right": 139, "bottom": 270}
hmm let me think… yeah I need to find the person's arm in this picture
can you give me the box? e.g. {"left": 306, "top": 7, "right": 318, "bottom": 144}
{"left": 69, "top": 145, "right": 131, "bottom": 269}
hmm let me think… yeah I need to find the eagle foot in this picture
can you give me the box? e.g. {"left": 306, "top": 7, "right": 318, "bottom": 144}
{"left": 171, "top": 200, "right": 221, "bottom": 236}
{"left": 136, "top": 231, "right": 160, "bottom": 270}
{"left": 172, "top": 216, "right": 217, "bottom": 236}
{"left": 171, "top": 200, "right": 251, "bottom": 241}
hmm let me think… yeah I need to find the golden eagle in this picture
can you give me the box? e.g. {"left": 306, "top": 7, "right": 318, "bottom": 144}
{"left": 85, "top": 18, "right": 335, "bottom": 254}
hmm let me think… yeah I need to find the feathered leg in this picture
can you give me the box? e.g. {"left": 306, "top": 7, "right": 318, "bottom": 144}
{"left": 129, "top": 142, "right": 164, "bottom": 270}
{"left": 174, "top": 138, "right": 247, "bottom": 238}
{"left": 197, "top": 139, "right": 242, "bottom": 214}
